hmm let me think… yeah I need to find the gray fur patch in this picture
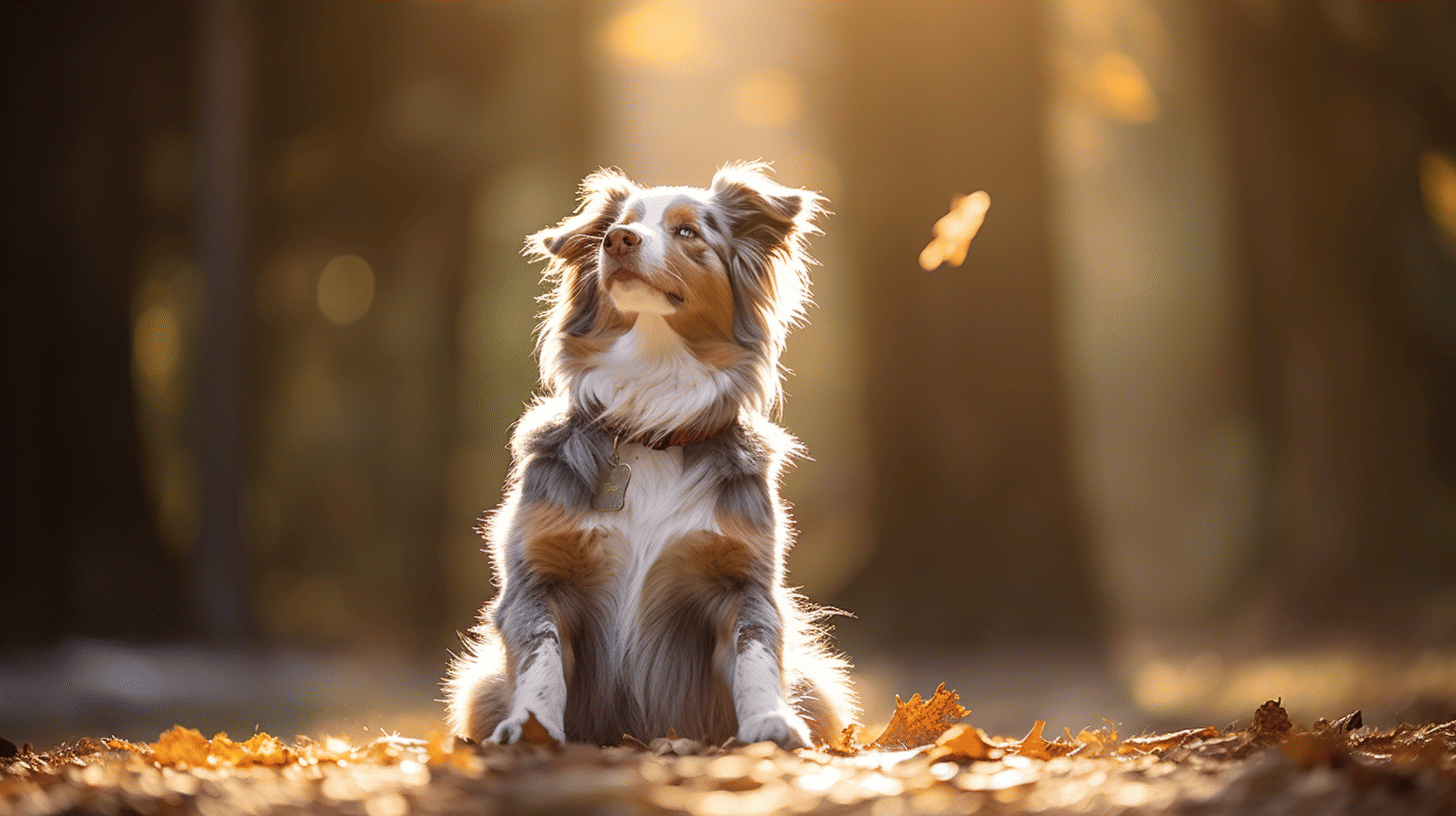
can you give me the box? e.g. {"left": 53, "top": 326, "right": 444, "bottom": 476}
{"left": 717, "top": 475, "right": 775, "bottom": 535}
{"left": 519, "top": 457, "right": 595, "bottom": 510}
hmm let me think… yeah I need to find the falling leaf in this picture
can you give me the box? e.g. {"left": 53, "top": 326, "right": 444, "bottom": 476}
{"left": 870, "top": 683, "right": 967, "bottom": 749}
{"left": 918, "top": 191, "right": 991, "bottom": 271}
{"left": 1420, "top": 150, "right": 1456, "bottom": 242}
{"left": 1283, "top": 731, "right": 1346, "bottom": 771}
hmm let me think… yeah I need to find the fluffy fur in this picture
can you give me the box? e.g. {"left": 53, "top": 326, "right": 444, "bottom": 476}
{"left": 444, "top": 162, "right": 856, "bottom": 749}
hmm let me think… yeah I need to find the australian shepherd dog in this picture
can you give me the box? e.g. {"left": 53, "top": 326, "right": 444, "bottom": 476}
{"left": 444, "top": 162, "right": 856, "bottom": 749}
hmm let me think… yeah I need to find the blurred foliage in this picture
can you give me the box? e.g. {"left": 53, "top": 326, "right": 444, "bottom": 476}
{"left": 0, "top": 1, "right": 1453, "bottom": 687}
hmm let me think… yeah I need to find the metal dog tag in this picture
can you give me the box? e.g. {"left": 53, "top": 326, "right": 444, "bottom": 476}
{"left": 592, "top": 455, "right": 631, "bottom": 512}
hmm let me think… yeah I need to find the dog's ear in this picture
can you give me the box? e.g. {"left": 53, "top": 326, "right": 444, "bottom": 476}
{"left": 710, "top": 161, "right": 825, "bottom": 250}
{"left": 527, "top": 168, "right": 637, "bottom": 262}
{"left": 710, "top": 162, "right": 825, "bottom": 361}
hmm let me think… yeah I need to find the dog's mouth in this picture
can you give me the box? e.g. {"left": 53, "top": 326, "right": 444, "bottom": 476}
{"left": 603, "top": 266, "right": 685, "bottom": 307}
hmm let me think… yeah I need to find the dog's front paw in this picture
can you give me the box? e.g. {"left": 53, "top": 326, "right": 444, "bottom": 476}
{"left": 737, "top": 708, "right": 812, "bottom": 750}
{"left": 489, "top": 709, "right": 565, "bottom": 746}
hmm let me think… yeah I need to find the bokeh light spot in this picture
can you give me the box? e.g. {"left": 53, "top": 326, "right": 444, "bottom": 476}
{"left": 1092, "top": 53, "right": 1158, "bottom": 124}
{"left": 732, "top": 68, "right": 802, "bottom": 129}
{"left": 603, "top": 1, "right": 706, "bottom": 69}
{"left": 317, "top": 254, "right": 376, "bottom": 326}
{"left": 134, "top": 302, "right": 181, "bottom": 387}
{"left": 1420, "top": 150, "right": 1456, "bottom": 242}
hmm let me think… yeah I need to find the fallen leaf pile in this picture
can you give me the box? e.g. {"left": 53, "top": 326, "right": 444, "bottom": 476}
{"left": 4, "top": 693, "right": 1455, "bottom": 815}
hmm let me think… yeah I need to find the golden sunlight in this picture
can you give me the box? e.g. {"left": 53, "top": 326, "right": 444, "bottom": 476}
{"left": 133, "top": 301, "right": 181, "bottom": 388}
{"left": 317, "top": 253, "right": 376, "bottom": 326}
{"left": 732, "top": 67, "right": 802, "bottom": 130}
{"left": 1420, "top": 149, "right": 1456, "bottom": 243}
{"left": 1092, "top": 52, "right": 1158, "bottom": 124}
{"left": 602, "top": 1, "right": 707, "bottom": 70}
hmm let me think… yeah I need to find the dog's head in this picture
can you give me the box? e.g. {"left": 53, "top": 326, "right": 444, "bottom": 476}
{"left": 528, "top": 162, "right": 825, "bottom": 417}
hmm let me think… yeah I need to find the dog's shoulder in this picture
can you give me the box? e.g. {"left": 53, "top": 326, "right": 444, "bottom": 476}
{"left": 682, "top": 414, "right": 803, "bottom": 482}
{"left": 509, "top": 397, "right": 573, "bottom": 455}
{"left": 508, "top": 397, "right": 613, "bottom": 489}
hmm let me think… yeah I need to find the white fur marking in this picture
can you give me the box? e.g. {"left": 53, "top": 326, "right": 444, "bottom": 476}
{"left": 491, "top": 624, "right": 567, "bottom": 744}
{"left": 608, "top": 278, "right": 677, "bottom": 316}
{"left": 576, "top": 314, "right": 729, "bottom": 439}
{"left": 733, "top": 640, "right": 811, "bottom": 748}
{"left": 590, "top": 443, "right": 720, "bottom": 654}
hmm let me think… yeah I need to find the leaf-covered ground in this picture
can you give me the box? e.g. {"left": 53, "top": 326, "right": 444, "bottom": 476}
{"left": 4, "top": 691, "right": 1454, "bottom": 815}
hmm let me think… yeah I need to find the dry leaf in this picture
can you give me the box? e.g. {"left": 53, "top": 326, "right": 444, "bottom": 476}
{"left": 928, "top": 724, "right": 998, "bottom": 762}
{"left": 918, "top": 190, "right": 991, "bottom": 271}
{"left": 1250, "top": 699, "right": 1293, "bottom": 741}
{"left": 1118, "top": 727, "right": 1220, "bottom": 755}
{"left": 516, "top": 712, "right": 562, "bottom": 748}
{"left": 1313, "top": 710, "right": 1363, "bottom": 735}
{"left": 870, "top": 683, "right": 967, "bottom": 749}
{"left": 150, "top": 726, "right": 210, "bottom": 767}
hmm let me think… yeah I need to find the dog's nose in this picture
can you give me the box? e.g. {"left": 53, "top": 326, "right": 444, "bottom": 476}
{"left": 603, "top": 226, "right": 641, "bottom": 257}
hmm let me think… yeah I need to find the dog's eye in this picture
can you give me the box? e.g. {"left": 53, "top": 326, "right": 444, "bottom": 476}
{"left": 674, "top": 225, "right": 700, "bottom": 240}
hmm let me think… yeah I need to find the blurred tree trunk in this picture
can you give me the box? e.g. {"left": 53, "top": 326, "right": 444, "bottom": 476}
{"left": 1043, "top": 3, "right": 1262, "bottom": 667}
{"left": 0, "top": 7, "right": 195, "bottom": 650}
{"left": 247, "top": 3, "right": 593, "bottom": 656}
{"left": 829, "top": 4, "right": 1100, "bottom": 646}
{"left": 193, "top": 0, "right": 257, "bottom": 644}
{"left": 1201, "top": 3, "right": 1456, "bottom": 645}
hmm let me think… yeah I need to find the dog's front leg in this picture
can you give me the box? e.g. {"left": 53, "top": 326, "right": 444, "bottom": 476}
{"left": 732, "top": 593, "right": 812, "bottom": 749}
{"left": 490, "top": 588, "right": 568, "bottom": 744}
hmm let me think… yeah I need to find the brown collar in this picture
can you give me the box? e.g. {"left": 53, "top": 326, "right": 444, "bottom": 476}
{"left": 597, "top": 421, "right": 723, "bottom": 451}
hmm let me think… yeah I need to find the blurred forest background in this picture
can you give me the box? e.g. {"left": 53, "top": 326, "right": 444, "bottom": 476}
{"left": 3, "top": 1, "right": 1456, "bottom": 745}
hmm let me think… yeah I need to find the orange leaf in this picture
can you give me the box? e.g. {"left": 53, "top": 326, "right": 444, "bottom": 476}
{"left": 238, "top": 732, "right": 292, "bottom": 766}
{"left": 918, "top": 191, "right": 991, "bottom": 271}
{"left": 1118, "top": 726, "right": 1220, "bottom": 755}
{"left": 518, "top": 712, "right": 562, "bottom": 748}
{"left": 928, "top": 723, "right": 998, "bottom": 762}
{"left": 871, "top": 683, "right": 967, "bottom": 749}
{"left": 150, "top": 726, "right": 210, "bottom": 767}
{"left": 207, "top": 733, "right": 246, "bottom": 766}
{"left": 1010, "top": 720, "right": 1053, "bottom": 760}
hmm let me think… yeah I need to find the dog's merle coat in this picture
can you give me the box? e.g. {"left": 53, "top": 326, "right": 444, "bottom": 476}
{"left": 445, "top": 163, "right": 855, "bottom": 749}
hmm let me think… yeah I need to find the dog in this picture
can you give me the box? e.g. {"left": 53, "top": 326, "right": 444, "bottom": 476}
{"left": 444, "top": 162, "right": 856, "bottom": 749}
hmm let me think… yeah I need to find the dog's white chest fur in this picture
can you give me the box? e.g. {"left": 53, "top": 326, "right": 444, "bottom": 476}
{"left": 591, "top": 442, "right": 719, "bottom": 647}
{"left": 576, "top": 315, "right": 728, "bottom": 439}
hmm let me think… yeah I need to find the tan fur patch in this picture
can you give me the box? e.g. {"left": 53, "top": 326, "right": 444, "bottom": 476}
{"left": 520, "top": 506, "right": 619, "bottom": 586}
{"left": 552, "top": 321, "right": 630, "bottom": 382}
{"left": 651, "top": 530, "right": 769, "bottom": 589}
{"left": 690, "top": 339, "right": 752, "bottom": 372}
{"left": 663, "top": 250, "right": 735, "bottom": 344}
{"left": 714, "top": 513, "right": 773, "bottom": 558}
{"left": 664, "top": 203, "right": 700, "bottom": 227}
